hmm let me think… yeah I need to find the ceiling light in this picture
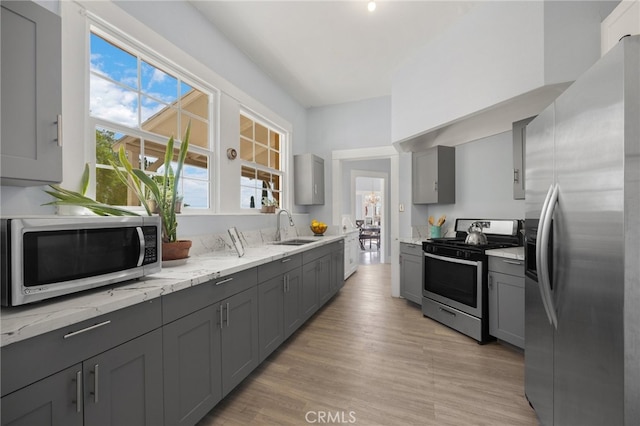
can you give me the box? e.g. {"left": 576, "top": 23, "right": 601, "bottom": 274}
{"left": 367, "top": 1, "right": 376, "bottom": 12}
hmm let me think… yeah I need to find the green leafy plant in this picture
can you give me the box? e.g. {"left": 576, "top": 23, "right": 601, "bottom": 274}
{"left": 110, "top": 123, "right": 191, "bottom": 243}
{"left": 44, "top": 123, "right": 191, "bottom": 244}
{"left": 44, "top": 164, "right": 139, "bottom": 217}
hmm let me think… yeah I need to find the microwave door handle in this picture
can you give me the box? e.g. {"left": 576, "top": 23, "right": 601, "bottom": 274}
{"left": 136, "top": 227, "right": 146, "bottom": 267}
{"left": 536, "top": 184, "right": 555, "bottom": 326}
{"left": 540, "top": 184, "right": 559, "bottom": 329}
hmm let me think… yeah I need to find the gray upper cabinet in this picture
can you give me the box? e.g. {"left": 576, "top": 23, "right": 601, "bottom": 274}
{"left": 512, "top": 116, "right": 536, "bottom": 200}
{"left": 412, "top": 146, "right": 455, "bottom": 204}
{"left": 400, "top": 243, "right": 423, "bottom": 305}
{"left": 1, "top": 1, "right": 62, "bottom": 186}
{"left": 294, "top": 154, "right": 325, "bottom": 205}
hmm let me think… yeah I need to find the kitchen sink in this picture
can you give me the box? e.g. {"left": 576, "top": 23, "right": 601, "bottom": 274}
{"left": 271, "top": 238, "right": 316, "bottom": 246}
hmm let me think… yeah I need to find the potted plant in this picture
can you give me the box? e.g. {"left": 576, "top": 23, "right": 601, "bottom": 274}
{"left": 260, "top": 197, "right": 278, "bottom": 213}
{"left": 45, "top": 123, "right": 193, "bottom": 261}
{"left": 111, "top": 123, "right": 192, "bottom": 260}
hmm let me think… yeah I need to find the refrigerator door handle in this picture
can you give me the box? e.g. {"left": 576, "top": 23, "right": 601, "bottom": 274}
{"left": 540, "top": 183, "right": 559, "bottom": 329}
{"left": 536, "top": 184, "right": 555, "bottom": 326}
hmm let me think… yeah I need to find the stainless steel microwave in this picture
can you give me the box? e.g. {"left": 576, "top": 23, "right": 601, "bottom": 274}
{"left": 1, "top": 216, "right": 161, "bottom": 306}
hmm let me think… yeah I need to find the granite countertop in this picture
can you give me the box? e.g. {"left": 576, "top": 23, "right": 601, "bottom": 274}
{"left": 399, "top": 238, "right": 425, "bottom": 245}
{"left": 485, "top": 246, "right": 525, "bottom": 260}
{"left": 0, "top": 235, "right": 345, "bottom": 348}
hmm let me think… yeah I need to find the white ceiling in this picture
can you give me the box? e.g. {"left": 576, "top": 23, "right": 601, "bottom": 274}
{"left": 189, "top": 1, "right": 477, "bottom": 108}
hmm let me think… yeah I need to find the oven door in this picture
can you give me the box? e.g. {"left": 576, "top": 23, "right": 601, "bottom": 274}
{"left": 423, "top": 252, "right": 483, "bottom": 318}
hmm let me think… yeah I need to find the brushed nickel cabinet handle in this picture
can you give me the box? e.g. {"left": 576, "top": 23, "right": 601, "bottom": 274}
{"left": 73, "top": 370, "right": 82, "bottom": 413}
{"left": 90, "top": 365, "right": 99, "bottom": 403}
{"left": 226, "top": 302, "right": 230, "bottom": 327}
{"left": 215, "top": 277, "right": 234, "bottom": 286}
{"left": 56, "top": 114, "right": 63, "bottom": 147}
{"left": 281, "top": 258, "right": 292, "bottom": 263}
{"left": 63, "top": 320, "right": 111, "bottom": 339}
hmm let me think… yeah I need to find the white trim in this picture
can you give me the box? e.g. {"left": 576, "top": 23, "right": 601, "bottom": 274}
{"left": 332, "top": 146, "right": 401, "bottom": 297}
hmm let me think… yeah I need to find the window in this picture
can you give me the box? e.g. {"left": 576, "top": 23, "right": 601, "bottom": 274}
{"left": 89, "top": 30, "right": 213, "bottom": 209}
{"left": 239, "top": 113, "right": 284, "bottom": 210}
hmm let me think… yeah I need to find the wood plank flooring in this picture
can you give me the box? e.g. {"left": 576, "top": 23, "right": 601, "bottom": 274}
{"left": 197, "top": 264, "right": 538, "bottom": 425}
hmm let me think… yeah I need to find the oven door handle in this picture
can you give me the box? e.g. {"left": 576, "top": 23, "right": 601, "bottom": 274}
{"left": 424, "top": 252, "right": 479, "bottom": 267}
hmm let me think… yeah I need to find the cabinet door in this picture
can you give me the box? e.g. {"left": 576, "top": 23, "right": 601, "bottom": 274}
{"left": 331, "top": 242, "right": 345, "bottom": 294}
{"left": 283, "top": 267, "right": 303, "bottom": 339}
{"left": 301, "top": 261, "right": 319, "bottom": 321}
{"left": 316, "top": 254, "right": 333, "bottom": 305}
{"left": 163, "top": 306, "right": 222, "bottom": 426}
{"left": 512, "top": 116, "right": 535, "bottom": 200}
{"left": 400, "top": 251, "right": 423, "bottom": 305}
{"left": 312, "top": 156, "right": 325, "bottom": 204}
{"left": 83, "top": 329, "right": 164, "bottom": 426}
{"left": 258, "top": 275, "right": 285, "bottom": 362}
{"left": 1, "top": 364, "right": 82, "bottom": 426}
{"left": 488, "top": 271, "right": 525, "bottom": 348}
{"left": 1, "top": 1, "right": 62, "bottom": 186}
{"left": 221, "top": 287, "right": 259, "bottom": 397}
{"left": 412, "top": 150, "right": 438, "bottom": 204}
{"left": 412, "top": 146, "right": 455, "bottom": 204}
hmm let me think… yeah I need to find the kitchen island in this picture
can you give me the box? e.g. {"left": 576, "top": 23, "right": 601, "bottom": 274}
{"left": 0, "top": 234, "right": 345, "bottom": 426}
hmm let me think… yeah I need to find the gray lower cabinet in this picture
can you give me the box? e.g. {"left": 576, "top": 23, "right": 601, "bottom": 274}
{"left": 83, "top": 329, "right": 164, "bottom": 426}
{"left": 1, "top": 0, "right": 62, "bottom": 186}
{"left": 331, "top": 240, "right": 345, "bottom": 295}
{"left": 1, "top": 329, "right": 163, "bottom": 426}
{"left": 302, "top": 260, "right": 321, "bottom": 321}
{"left": 1, "top": 364, "right": 82, "bottom": 426}
{"left": 400, "top": 243, "right": 424, "bottom": 305}
{"left": 316, "top": 254, "right": 333, "bottom": 306}
{"left": 221, "top": 286, "right": 259, "bottom": 396}
{"left": 488, "top": 256, "right": 525, "bottom": 349}
{"left": 258, "top": 263, "right": 303, "bottom": 362}
{"left": 163, "top": 306, "right": 222, "bottom": 426}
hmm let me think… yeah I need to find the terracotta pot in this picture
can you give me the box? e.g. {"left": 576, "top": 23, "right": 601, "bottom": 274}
{"left": 260, "top": 205, "right": 276, "bottom": 213}
{"left": 162, "top": 240, "right": 192, "bottom": 261}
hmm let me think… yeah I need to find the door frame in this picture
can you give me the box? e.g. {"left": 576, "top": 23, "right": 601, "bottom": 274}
{"left": 332, "top": 146, "right": 400, "bottom": 297}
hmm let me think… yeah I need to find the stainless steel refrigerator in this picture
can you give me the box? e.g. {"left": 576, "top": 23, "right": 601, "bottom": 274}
{"left": 524, "top": 35, "right": 639, "bottom": 426}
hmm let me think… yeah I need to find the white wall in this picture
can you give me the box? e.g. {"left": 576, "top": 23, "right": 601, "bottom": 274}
{"left": 305, "top": 96, "right": 392, "bottom": 222}
{"left": 0, "top": 0, "right": 309, "bottom": 237}
{"left": 391, "top": 0, "right": 617, "bottom": 144}
{"left": 412, "top": 131, "right": 525, "bottom": 237}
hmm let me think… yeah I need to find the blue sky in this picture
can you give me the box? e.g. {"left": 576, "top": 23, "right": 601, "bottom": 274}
{"left": 90, "top": 33, "right": 209, "bottom": 208}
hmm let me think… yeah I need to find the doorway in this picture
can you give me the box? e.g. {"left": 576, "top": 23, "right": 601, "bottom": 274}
{"left": 353, "top": 174, "right": 385, "bottom": 265}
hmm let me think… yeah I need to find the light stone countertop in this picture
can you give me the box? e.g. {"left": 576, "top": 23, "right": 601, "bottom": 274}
{"left": 399, "top": 238, "right": 426, "bottom": 245}
{"left": 485, "top": 246, "right": 525, "bottom": 261}
{"left": 0, "top": 235, "right": 345, "bottom": 348}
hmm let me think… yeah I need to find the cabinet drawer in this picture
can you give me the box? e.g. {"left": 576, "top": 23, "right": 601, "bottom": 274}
{"left": 162, "top": 268, "right": 257, "bottom": 324}
{"left": 258, "top": 254, "right": 302, "bottom": 283}
{"left": 302, "top": 241, "right": 341, "bottom": 264}
{"left": 1, "top": 300, "right": 161, "bottom": 397}
{"left": 400, "top": 243, "right": 423, "bottom": 256}
{"left": 488, "top": 257, "right": 524, "bottom": 277}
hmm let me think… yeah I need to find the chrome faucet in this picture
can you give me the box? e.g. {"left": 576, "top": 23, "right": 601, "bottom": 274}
{"left": 276, "top": 209, "right": 295, "bottom": 241}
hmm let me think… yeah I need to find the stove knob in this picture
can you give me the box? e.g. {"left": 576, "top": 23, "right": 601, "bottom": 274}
{"left": 465, "top": 252, "right": 471, "bottom": 259}
{"left": 456, "top": 250, "right": 463, "bottom": 257}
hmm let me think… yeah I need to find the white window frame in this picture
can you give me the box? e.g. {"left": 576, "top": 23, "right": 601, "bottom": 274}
{"left": 238, "top": 108, "right": 290, "bottom": 211}
{"left": 86, "top": 20, "right": 218, "bottom": 213}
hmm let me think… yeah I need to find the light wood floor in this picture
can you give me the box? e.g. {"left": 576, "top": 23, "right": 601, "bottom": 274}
{"left": 197, "top": 264, "right": 538, "bottom": 426}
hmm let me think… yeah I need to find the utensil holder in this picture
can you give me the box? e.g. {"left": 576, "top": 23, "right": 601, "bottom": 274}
{"left": 430, "top": 225, "right": 441, "bottom": 239}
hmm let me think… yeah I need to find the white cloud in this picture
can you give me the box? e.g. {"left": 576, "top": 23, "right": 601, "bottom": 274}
{"left": 90, "top": 75, "right": 137, "bottom": 127}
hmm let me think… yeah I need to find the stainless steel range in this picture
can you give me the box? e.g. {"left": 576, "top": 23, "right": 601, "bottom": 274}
{"left": 422, "top": 218, "right": 521, "bottom": 343}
